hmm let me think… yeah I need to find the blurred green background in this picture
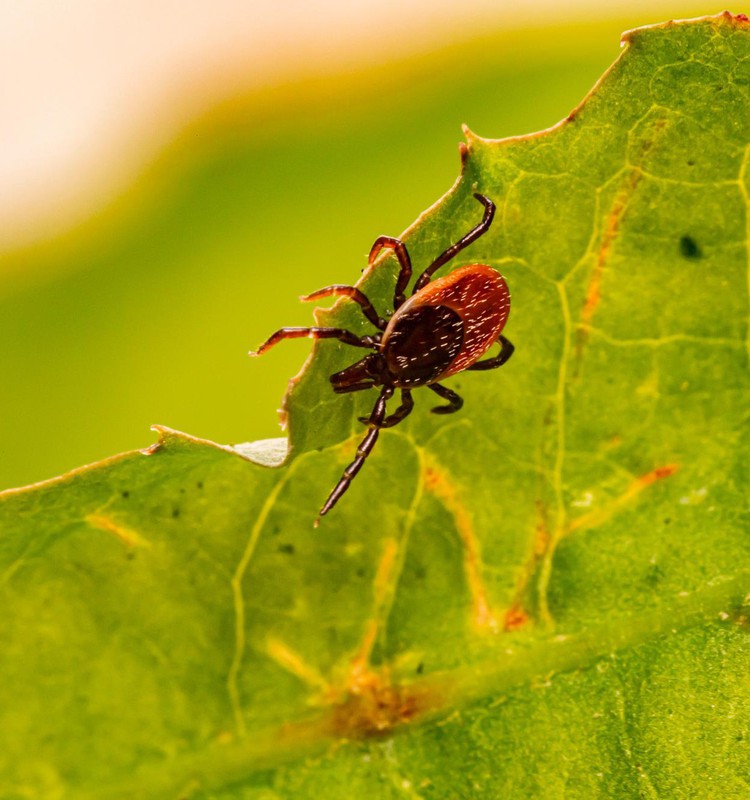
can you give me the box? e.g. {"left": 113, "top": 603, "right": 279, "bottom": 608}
{"left": 0, "top": 11, "right": 706, "bottom": 490}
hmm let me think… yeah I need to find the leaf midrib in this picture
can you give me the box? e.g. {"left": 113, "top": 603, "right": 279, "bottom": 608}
{"left": 82, "top": 566, "right": 750, "bottom": 800}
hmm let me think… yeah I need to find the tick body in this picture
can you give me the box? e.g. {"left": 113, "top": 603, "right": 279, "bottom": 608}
{"left": 252, "top": 193, "right": 514, "bottom": 520}
{"left": 381, "top": 264, "right": 510, "bottom": 387}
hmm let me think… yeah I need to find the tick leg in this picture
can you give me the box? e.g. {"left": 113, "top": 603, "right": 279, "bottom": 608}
{"left": 413, "top": 193, "right": 495, "bottom": 293}
{"left": 301, "top": 285, "right": 387, "bottom": 330}
{"left": 369, "top": 236, "right": 412, "bottom": 310}
{"left": 359, "top": 389, "right": 413, "bottom": 428}
{"left": 428, "top": 383, "right": 463, "bottom": 414}
{"left": 333, "top": 381, "right": 377, "bottom": 394}
{"left": 466, "top": 335, "right": 514, "bottom": 371}
{"left": 250, "top": 327, "right": 378, "bottom": 356}
{"left": 319, "top": 385, "right": 394, "bottom": 518}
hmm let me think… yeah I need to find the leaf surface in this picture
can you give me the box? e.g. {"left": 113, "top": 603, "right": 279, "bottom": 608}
{"left": 3, "top": 13, "right": 750, "bottom": 799}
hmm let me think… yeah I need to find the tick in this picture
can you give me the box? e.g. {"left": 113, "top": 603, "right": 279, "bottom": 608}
{"left": 251, "top": 193, "right": 513, "bottom": 519}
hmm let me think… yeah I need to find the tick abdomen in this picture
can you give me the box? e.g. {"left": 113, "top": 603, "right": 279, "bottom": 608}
{"left": 382, "top": 264, "right": 510, "bottom": 386}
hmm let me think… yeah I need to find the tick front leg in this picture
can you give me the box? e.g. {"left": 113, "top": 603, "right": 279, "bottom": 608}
{"left": 333, "top": 380, "right": 377, "bottom": 394}
{"left": 250, "top": 327, "right": 378, "bottom": 357}
{"left": 368, "top": 236, "right": 412, "bottom": 311}
{"left": 301, "top": 285, "right": 387, "bottom": 330}
{"left": 359, "top": 389, "right": 413, "bottom": 428}
{"left": 319, "top": 385, "right": 395, "bottom": 519}
{"left": 413, "top": 193, "right": 495, "bottom": 292}
{"left": 466, "top": 335, "right": 514, "bottom": 371}
{"left": 428, "top": 383, "right": 463, "bottom": 414}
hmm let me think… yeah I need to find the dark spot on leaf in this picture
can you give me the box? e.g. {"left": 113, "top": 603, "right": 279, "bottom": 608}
{"left": 663, "top": 517, "right": 671, "bottom": 524}
{"left": 126, "top": 552, "right": 135, "bottom": 561}
{"left": 179, "top": 487, "right": 186, "bottom": 494}
{"left": 416, "top": 662, "right": 424, "bottom": 675}
{"left": 356, "top": 567, "right": 366, "bottom": 578}
{"left": 271, "top": 525, "right": 281, "bottom": 536}
{"left": 196, "top": 481, "right": 204, "bottom": 489}
{"left": 172, "top": 507, "right": 180, "bottom": 519}
{"left": 278, "top": 543, "right": 295, "bottom": 555}
{"left": 121, "top": 490, "right": 130, "bottom": 499}
{"left": 738, "top": 733, "right": 744, "bottom": 741}
{"left": 686, "top": 159, "right": 695, "bottom": 166}
{"left": 680, "top": 235, "right": 702, "bottom": 260}
{"left": 645, "top": 563, "right": 664, "bottom": 587}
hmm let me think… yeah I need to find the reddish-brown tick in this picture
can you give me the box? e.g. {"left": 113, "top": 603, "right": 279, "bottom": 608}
{"left": 251, "top": 193, "right": 513, "bottom": 519}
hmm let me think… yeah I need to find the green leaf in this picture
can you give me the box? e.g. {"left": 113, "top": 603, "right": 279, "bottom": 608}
{"left": 3, "top": 12, "right": 750, "bottom": 798}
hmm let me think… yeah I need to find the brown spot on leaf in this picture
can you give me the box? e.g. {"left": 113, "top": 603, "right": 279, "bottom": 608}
{"left": 504, "top": 605, "right": 530, "bottom": 631}
{"left": 459, "top": 141, "right": 469, "bottom": 167}
{"left": 330, "top": 670, "right": 433, "bottom": 738}
{"left": 568, "top": 463, "right": 679, "bottom": 535}
{"left": 636, "top": 463, "right": 679, "bottom": 487}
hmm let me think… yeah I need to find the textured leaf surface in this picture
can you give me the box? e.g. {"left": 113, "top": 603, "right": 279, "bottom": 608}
{"left": 3, "top": 13, "right": 750, "bottom": 799}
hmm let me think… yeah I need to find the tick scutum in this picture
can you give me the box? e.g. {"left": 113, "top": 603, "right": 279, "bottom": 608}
{"left": 383, "top": 305, "right": 464, "bottom": 387}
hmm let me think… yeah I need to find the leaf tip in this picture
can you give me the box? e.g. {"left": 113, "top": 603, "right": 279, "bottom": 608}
{"left": 460, "top": 124, "right": 491, "bottom": 172}
{"left": 141, "top": 425, "right": 168, "bottom": 455}
{"left": 462, "top": 123, "right": 479, "bottom": 146}
{"left": 144, "top": 424, "right": 194, "bottom": 455}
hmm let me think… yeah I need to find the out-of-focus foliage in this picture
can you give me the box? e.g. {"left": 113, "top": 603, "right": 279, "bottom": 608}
{"left": 0, "top": 19, "right": 626, "bottom": 489}
{"left": 2, "top": 13, "right": 750, "bottom": 799}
